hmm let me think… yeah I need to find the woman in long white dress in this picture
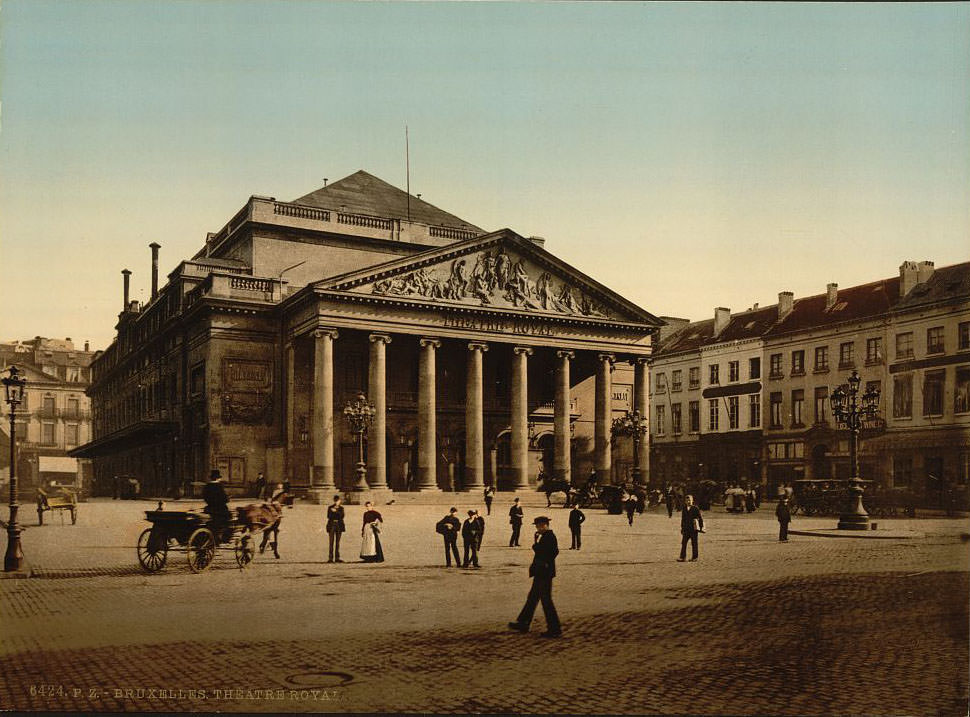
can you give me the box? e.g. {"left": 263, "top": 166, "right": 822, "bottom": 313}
{"left": 359, "top": 501, "right": 384, "bottom": 563}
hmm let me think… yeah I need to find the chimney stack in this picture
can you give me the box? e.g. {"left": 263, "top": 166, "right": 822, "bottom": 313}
{"left": 778, "top": 291, "right": 794, "bottom": 319}
{"left": 84, "top": 341, "right": 89, "bottom": 352}
{"left": 826, "top": 283, "right": 838, "bottom": 310}
{"left": 899, "top": 261, "right": 918, "bottom": 297}
{"left": 150, "top": 243, "right": 161, "bottom": 300}
{"left": 714, "top": 307, "right": 731, "bottom": 336}
{"left": 917, "top": 260, "right": 935, "bottom": 286}
{"left": 122, "top": 269, "right": 132, "bottom": 309}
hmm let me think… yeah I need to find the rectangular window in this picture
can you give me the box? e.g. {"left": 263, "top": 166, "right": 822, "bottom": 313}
{"left": 749, "top": 357, "right": 761, "bottom": 380}
{"left": 839, "top": 342, "right": 854, "bottom": 369}
{"left": 770, "top": 353, "right": 783, "bottom": 378}
{"left": 655, "top": 405, "right": 666, "bottom": 436}
{"left": 956, "top": 367, "right": 970, "bottom": 414}
{"left": 67, "top": 366, "right": 80, "bottom": 382}
{"left": 770, "top": 392, "right": 782, "bottom": 428}
{"left": 814, "top": 346, "right": 829, "bottom": 372}
{"left": 749, "top": 393, "right": 761, "bottom": 428}
{"left": 655, "top": 373, "right": 666, "bottom": 394}
{"left": 190, "top": 363, "right": 206, "bottom": 395}
{"left": 41, "top": 422, "right": 55, "bottom": 445}
{"left": 42, "top": 395, "right": 55, "bottom": 416}
{"left": 893, "top": 456, "right": 912, "bottom": 488}
{"left": 814, "top": 386, "right": 828, "bottom": 424}
{"left": 708, "top": 399, "right": 719, "bottom": 431}
{"left": 709, "top": 364, "right": 720, "bottom": 385}
{"left": 923, "top": 370, "right": 945, "bottom": 416}
{"left": 866, "top": 337, "right": 883, "bottom": 364}
{"left": 689, "top": 367, "right": 700, "bottom": 390}
{"left": 728, "top": 361, "right": 740, "bottom": 382}
{"left": 67, "top": 397, "right": 80, "bottom": 418}
{"left": 791, "top": 350, "right": 805, "bottom": 375}
{"left": 791, "top": 389, "right": 804, "bottom": 427}
{"left": 896, "top": 332, "right": 914, "bottom": 359}
{"left": 960, "top": 322, "right": 970, "bottom": 351}
{"left": 671, "top": 370, "right": 682, "bottom": 392}
{"left": 926, "top": 326, "right": 944, "bottom": 355}
{"left": 727, "top": 396, "right": 739, "bottom": 429}
{"left": 688, "top": 401, "right": 700, "bottom": 433}
{"left": 65, "top": 424, "right": 79, "bottom": 446}
{"left": 893, "top": 374, "right": 913, "bottom": 418}
{"left": 671, "top": 403, "right": 682, "bottom": 434}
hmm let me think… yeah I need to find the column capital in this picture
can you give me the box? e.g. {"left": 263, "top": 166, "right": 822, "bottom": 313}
{"left": 369, "top": 333, "right": 392, "bottom": 345}
{"left": 313, "top": 328, "right": 339, "bottom": 340}
{"left": 513, "top": 346, "right": 534, "bottom": 356}
{"left": 630, "top": 356, "right": 650, "bottom": 366}
{"left": 556, "top": 349, "right": 575, "bottom": 360}
{"left": 597, "top": 353, "right": 616, "bottom": 364}
{"left": 419, "top": 337, "right": 441, "bottom": 349}
{"left": 467, "top": 341, "right": 489, "bottom": 353}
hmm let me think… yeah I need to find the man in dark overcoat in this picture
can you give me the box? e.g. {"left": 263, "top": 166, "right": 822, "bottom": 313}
{"left": 462, "top": 510, "right": 482, "bottom": 568}
{"left": 508, "top": 497, "right": 524, "bottom": 547}
{"left": 776, "top": 495, "right": 792, "bottom": 542}
{"left": 677, "top": 494, "right": 705, "bottom": 562}
{"left": 202, "top": 469, "right": 232, "bottom": 540}
{"left": 436, "top": 507, "right": 461, "bottom": 567}
{"left": 568, "top": 505, "right": 585, "bottom": 550}
{"left": 326, "top": 494, "right": 345, "bottom": 562}
{"left": 508, "top": 516, "right": 561, "bottom": 638}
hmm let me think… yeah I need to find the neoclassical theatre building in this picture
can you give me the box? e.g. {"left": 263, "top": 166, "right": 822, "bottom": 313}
{"left": 75, "top": 171, "right": 662, "bottom": 498}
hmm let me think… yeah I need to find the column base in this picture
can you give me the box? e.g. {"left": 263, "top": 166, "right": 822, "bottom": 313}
{"left": 0, "top": 564, "right": 32, "bottom": 579}
{"left": 342, "top": 488, "right": 395, "bottom": 505}
{"left": 303, "top": 488, "right": 335, "bottom": 505}
{"left": 837, "top": 515, "right": 870, "bottom": 530}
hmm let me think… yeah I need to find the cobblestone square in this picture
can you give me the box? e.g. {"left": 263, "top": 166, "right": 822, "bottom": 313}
{"left": 0, "top": 496, "right": 967, "bottom": 714}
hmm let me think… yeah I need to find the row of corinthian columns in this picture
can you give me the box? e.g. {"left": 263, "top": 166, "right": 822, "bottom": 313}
{"left": 292, "top": 331, "right": 650, "bottom": 491}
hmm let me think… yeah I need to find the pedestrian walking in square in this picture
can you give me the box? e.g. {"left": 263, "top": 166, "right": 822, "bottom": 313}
{"left": 483, "top": 485, "right": 494, "bottom": 515}
{"left": 677, "top": 494, "right": 704, "bottom": 562}
{"left": 568, "top": 505, "right": 585, "bottom": 549}
{"left": 462, "top": 510, "right": 481, "bottom": 568}
{"left": 360, "top": 501, "right": 384, "bottom": 563}
{"left": 776, "top": 495, "right": 791, "bottom": 542}
{"left": 508, "top": 516, "right": 561, "bottom": 638}
{"left": 624, "top": 491, "right": 638, "bottom": 526}
{"left": 473, "top": 510, "right": 485, "bottom": 552}
{"left": 326, "top": 494, "right": 345, "bottom": 562}
{"left": 509, "top": 497, "right": 524, "bottom": 547}
{"left": 436, "top": 507, "right": 461, "bottom": 567}
{"left": 664, "top": 484, "right": 674, "bottom": 518}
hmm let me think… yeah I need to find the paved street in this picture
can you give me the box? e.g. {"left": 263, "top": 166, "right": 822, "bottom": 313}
{"left": 0, "top": 496, "right": 967, "bottom": 714}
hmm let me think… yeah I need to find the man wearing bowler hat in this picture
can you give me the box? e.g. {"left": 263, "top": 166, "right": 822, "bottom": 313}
{"left": 508, "top": 515, "right": 562, "bottom": 638}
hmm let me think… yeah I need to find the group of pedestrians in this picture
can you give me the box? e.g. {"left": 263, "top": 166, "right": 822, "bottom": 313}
{"left": 320, "top": 494, "right": 385, "bottom": 564}
{"left": 435, "top": 507, "right": 485, "bottom": 568}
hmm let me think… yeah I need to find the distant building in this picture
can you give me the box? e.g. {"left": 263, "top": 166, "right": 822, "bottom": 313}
{"left": 651, "top": 260, "right": 970, "bottom": 508}
{"left": 73, "top": 170, "right": 662, "bottom": 499}
{"left": 0, "top": 337, "right": 97, "bottom": 495}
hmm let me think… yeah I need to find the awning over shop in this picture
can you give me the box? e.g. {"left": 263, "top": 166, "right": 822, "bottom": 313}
{"left": 69, "top": 420, "right": 177, "bottom": 459}
{"left": 39, "top": 456, "right": 78, "bottom": 474}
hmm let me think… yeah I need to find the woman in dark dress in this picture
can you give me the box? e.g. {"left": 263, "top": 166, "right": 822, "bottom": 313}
{"left": 359, "top": 501, "right": 384, "bottom": 563}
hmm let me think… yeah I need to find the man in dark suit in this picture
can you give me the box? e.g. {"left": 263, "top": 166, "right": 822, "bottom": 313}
{"left": 473, "top": 510, "right": 485, "bottom": 552}
{"left": 776, "top": 495, "right": 791, "bottom": 542}
{"left": 436, "top": 507, "right": 461, "bottom": 567}
{"left": 678, "top": 494, "right": 704, "bottom": 562}
{"left": 508, "top": 497, "right": 524, "bottom": 547}
{"left": 568, "top": 505, "right": 585, "bottom": 549}
{"left": 483, "top": 485, "right": 494, "bottom": 515}
{"left": 508, "top": 516, "right": 561, "bottom": 638}
{"left": 462, "top": 510, "right": 482, "bottom": 568}
{"left": 326, "top": 494, "right": 345, "bottom": 562}
{"left": 202, "top": 469, "right": 232, "bottom": 541}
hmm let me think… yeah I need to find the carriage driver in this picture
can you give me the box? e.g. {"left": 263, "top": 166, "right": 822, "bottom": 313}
{"left": 202, "top": 469, "right": 233, "bottom": 540}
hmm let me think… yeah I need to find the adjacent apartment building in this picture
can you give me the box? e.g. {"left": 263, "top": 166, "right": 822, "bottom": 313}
{"left": 650, "top": 259, "right": 970, "bottom": 508}
{"left": 0, "top": 337, "right": 97, "bottom": 494}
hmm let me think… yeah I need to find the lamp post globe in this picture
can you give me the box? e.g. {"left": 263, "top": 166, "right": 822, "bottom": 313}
{"left": 611, "top": 408, "right": 648, "bottom": 486}
{"left": 3, "top": 365, "right": 27, "bottom": 573}
{"left": 343, "top": 393, "right": 375, "bottom": 492}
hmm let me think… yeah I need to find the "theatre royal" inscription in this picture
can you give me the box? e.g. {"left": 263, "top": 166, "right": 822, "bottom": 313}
{"left": 443, "top": 315, "right": 556, "bottom": 337}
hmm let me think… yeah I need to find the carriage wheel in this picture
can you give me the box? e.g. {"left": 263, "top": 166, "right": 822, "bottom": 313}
{"left": 137, "top": 528, "right": 168, "bottom": 572}
{"left": 234, "top": 534, "right": 255, "bottom": 569}
{"left": 187, "top": 528, "right": 216, "bottom": 573}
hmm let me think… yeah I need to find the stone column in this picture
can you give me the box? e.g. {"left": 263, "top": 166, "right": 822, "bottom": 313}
{"left": 554, "top": 350, "right": 574, "bottom": 484}
{"left": 308, "top": 329, "right": 338, "bottom": 501}
{"left": 368, "top": 334, "right": 392, "bottom": 489}
{"left": 416, "top": 337, "right": 441, "bottom": 491}
{"left": 465, "top": 342, "right": 488, "bottom": 490}
{"left": 511, "top": 346, "right": 533, "bottom": 491}
{"left": 633, "top": 357, "right": 650, "bottom": 485}
{"left": 285, "top": 341, "right": 296, "bottom": 480}
{"left": 595, "top": 353, "right": 615, "bottom": 483}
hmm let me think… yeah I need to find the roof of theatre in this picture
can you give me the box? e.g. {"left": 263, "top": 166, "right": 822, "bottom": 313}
{"left": 654, "top": 260, "right": 970, "bottom": 357}
{"left": 294, "top": 170, "right": 484, "bottom": 232}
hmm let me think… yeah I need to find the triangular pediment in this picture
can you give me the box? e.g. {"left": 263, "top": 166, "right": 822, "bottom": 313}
{"left": 316, "top": 230, "right": 661, "bottom": 325}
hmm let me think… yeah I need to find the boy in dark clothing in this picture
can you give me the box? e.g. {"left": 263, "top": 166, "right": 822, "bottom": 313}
{"left": 568, "top": 506, "right": 585, "bottom": 549}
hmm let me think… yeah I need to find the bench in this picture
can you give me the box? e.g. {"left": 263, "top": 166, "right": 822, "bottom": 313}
{"left": 37, "top": 488, "right": 78, "bottom": 525}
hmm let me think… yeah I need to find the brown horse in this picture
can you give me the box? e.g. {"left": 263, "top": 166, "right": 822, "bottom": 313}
{"left": 236, "top": 495, "right": 287, "bottom": 559}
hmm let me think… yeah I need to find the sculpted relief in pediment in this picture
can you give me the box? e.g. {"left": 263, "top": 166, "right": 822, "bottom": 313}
{"left": 366, "top": 248, "right": 611, "bottom": 318}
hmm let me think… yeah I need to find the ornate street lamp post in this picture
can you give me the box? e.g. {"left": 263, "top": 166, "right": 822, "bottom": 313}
{"left": 3, "top": 365, "right": 27, "bottom": 573}
{"left": 611, "top": 409, "right": 648, "bottom": 485}
{"left": 830, "top": 370, "right": 881, "bottom": 530}
{"left": 343, "top": 392, "right": 376, "bottom": 492}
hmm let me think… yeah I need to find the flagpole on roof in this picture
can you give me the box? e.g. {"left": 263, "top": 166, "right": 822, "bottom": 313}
{"left": 405, "top": 124, "right": 411, "bottom": 222}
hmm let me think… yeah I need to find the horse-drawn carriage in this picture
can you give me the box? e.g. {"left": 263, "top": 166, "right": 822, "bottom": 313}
{"left": 136, "top": 500, "right": 284, "bottom": 573}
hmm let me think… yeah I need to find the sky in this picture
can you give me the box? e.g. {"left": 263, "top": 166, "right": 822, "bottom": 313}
{"left": 1, "top": 1, "right": 968, "bottom": 352}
